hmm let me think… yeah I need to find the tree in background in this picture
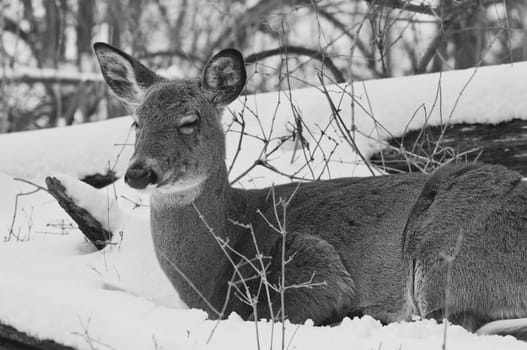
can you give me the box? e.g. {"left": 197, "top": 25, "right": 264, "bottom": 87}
{"left": 0, "top": 0, "right": 526, "bottom": 132}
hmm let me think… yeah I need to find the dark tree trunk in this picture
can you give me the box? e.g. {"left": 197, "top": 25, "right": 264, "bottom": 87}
{"left": 76, "top": 0, "right": 94, "bottom": 67}
{"left": 451, "top": 7, "right": 485, "bottom": 69}
{"left": 108, "top": 0, "right": 123, "bottom": 48}
{"left": 129, "top": 0, "right": 146, "bottom": 55}
{"left": 43, "top": 0, "right": 60, "bottom": 68}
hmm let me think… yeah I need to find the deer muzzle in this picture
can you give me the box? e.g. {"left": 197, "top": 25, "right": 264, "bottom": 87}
{"left": 125, "top": 162, "right": 158, "bottom": 189}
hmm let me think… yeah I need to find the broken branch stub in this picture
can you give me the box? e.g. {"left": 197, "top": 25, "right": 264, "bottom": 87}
{"left": 45, "top": 176, "right": 112, "bottom": 250}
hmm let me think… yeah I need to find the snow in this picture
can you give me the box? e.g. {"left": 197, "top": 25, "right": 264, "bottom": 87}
{"left": 0, "top": 117, "right": 134, "bottom": 180}
{"left": 2, "top": 62, "right": 527, "bottom": 349}
{"left": 233, "top": 60, "right": 527, "bottom": 166}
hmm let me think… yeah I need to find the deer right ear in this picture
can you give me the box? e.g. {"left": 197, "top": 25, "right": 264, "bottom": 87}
{"left": 201, "top": 49, "right": 246, "bottom": 106}
{"left": 93, "top": 42, "right": 162, "bottom": 105}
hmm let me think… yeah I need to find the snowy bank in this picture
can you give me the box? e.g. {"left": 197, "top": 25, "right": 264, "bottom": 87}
{"left": 1, "top": 174, "right": 526, "bottom": 350}
{"left": 2, "top": 61, "right": 527, "bottom": 187}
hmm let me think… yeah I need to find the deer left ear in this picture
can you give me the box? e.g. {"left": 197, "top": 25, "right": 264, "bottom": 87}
{"left": 201, "top": 49, "right": 246, "bottom": 106}
{"left": 93, "top": 42, "right": 164, "bottom": 105}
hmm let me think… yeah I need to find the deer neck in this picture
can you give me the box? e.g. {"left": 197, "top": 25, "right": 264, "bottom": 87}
{"left": 149, "top": 165, "right": 246, "bottom": 314}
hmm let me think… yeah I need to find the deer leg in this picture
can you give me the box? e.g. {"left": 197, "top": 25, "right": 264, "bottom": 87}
{"left": 412, "top": 260, "right": 488, "bottom": 332}
{"left": 260, "top": 233, "right": 356, "bottom": 325}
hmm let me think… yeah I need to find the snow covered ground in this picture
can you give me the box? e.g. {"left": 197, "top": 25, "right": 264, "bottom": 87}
{"left": 2, "top": 62, "right": 527, "bottom": 349}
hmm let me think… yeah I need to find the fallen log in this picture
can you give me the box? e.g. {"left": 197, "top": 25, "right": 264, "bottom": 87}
{"left": 45, "top": 176, "right": 111, "bottom": 250}
{"left": 80, "top": 170, "right": 118, "bottom": 189}
{"left": 0, "top": 322, "right": 76, "bottom": 350}
{"left": 370, "top": 118, "right": 527, "bottom": 175}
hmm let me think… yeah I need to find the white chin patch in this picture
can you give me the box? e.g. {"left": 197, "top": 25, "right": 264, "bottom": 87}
{"left": 155, "top": 178, "right": 204, "bottom": 195}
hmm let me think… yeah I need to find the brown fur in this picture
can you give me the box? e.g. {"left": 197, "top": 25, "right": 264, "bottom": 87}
{"left": 403, "top": 163, "right": 527, "bottom": 336}
{"left": 94, "top": 43, "right": 527, "bottom": 338}
{"left": 148, "top": 163, "right": 428, "bottom": 325}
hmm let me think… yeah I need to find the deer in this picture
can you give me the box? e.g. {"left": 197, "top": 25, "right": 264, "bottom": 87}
{"left": 93, "top": 42, "right": 527, "bottom": 340}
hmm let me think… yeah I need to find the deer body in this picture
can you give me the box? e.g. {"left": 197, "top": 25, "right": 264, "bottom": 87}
{"left": 94, "top": 42, "right": 527, "bottom": 339}
{"left": 151, "top": 165, "right": 428, "bottom": 324}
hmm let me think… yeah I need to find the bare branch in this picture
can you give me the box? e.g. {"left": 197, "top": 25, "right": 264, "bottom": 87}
{"left": 366, "top": 0, "right": 502, "bottom": 19}
{"left": 246, "top": 45, "right": 346, "bottom": 83}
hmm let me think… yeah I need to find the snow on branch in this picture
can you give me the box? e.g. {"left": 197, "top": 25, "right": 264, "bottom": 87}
{"left": 0, "top": 67, "right": 103, "bottom": 84}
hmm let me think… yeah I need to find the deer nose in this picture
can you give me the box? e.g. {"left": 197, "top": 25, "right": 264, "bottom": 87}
{"left": 125, "top": 163, "right": 158, "bottom": 189}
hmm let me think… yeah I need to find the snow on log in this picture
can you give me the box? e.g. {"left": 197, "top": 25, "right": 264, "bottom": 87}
{"left": 228, "top": 61, "right": 527, "bottom": 161}
{"left": 0, "top": 67, "right": 103, "bottom": 84}
{"left": 3, "top": 62, "right": 527, "bottom": 185}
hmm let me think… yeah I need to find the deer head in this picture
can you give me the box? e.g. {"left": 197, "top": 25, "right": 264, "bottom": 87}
{"left": 93, "top": 43, "right": 246, "bottom": 195}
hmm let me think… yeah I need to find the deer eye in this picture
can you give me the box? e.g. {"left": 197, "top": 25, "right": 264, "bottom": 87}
{"left": 178, "top": 114, "right": 199, "bottom": 135}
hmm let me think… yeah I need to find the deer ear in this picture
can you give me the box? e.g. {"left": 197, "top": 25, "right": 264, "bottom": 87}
{"left": 93, "top": 42, "right": 163, "bottom": 105}
{"left": 201, "top": 49, "right": 246, "bottom": 106}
